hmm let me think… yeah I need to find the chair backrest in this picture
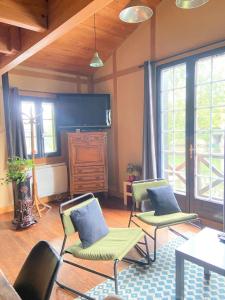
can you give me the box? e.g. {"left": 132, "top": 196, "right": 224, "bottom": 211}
{"left": 14, "top": 241, "right": 61, "bottom": 300}
{"left": 60, "top": 194, "right": 100, "bottom": 236}
{"left": 132, "top": 179, "right": 168, "bottom": 206}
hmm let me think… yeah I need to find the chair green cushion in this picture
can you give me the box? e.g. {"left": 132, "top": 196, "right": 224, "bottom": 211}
{"left": 136, "top": 211, "right": 198, "bottom": 227}
{"left": 132, "top": 180, "right": 168, "bottom": 205}
{"left": 65, "top": 227, "right": 144, "bottom": 261}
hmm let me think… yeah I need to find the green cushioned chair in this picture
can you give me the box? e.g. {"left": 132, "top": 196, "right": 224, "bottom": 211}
{"left": 128, "top": 179, "right": 199, "bottom": 262}
{"left": 56, "top": 193, "right": 150, "bottom": 300}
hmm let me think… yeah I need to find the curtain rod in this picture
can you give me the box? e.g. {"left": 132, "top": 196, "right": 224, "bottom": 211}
{"left": 138, "top": 37, "right": 225, "bottom": 68}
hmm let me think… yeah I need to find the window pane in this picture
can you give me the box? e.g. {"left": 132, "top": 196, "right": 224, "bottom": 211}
{"left": 212, "top": 132, "right": 224, "bottom": 155}
{"left": 162, "top": 111, "right": 173, "bottom": 131}
{"left": 211, "top": 181, "right": 224, "bottom": 201}
{"left": 42, "top": 102, "right": 54, "bottom": 119}
{"left": 43, "top": 120, "right": 54, "bottom": 136}
{"left": 174, "top": 64, "right": 186, "bottom": 89}
{"left": 212, "top": 82, "right": 225, "bottom": 106}
{"left": 21, "top": 101, "right": 35, "bottom": 119}
{"left": 212, "top": 54, "right": 225, "bottom": 81}
{"left": 174, "top": 132, "right": 185, "bottom": 152}
{"left": 195, "top": 133, "right": 210, "bottom": 154}
{"left": 161, "top": 91, "right": 173, "bottom": 111}
{"left": 162, "top": 132, "right": 173, "bottom": 152}
{"left": 161, "top": 68, "right": 173, "bottom": 90}
{"left": 42, "top": 102, "right": 57, "bottom": 154}
{"left": 174, "top": 111, "right": 185, "bottom": 131}
{"left": 196, "top": 57, "right": 212, "bottom": 84}
{"left": 21, "top": 101, "right": 38, "bottom": 155}
{"left": 211, "top": 157, "right": 224, "bottom": 176}
{"left": 212, "top": 107, "right": 225, "bottom": 130}
{"left": 196, "top": 155, "right": 210, "bottom": 177}
{"left": 163, "top": 153, "right": 173, "bottom": 171}
{"left": 196, "top": 109, "right": 210, "bottom": 130}
{"left": 174, "top": 174, "right": 186, "bottom": 193}
{"left": 196, "top": 84, "right": 211, "bottom": 107}
{"left": 174, "top": 88, "right": 185, "bottom": 111}
{"left": 44, "top": 137, "right": 56, "bottom": 153}
{"left": 196, "top": 176, "right": 210, "bottom": 199}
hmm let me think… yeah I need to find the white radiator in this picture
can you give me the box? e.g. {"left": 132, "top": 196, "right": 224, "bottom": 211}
{"left": 36, "top": 163, "right": 68, "bottom": 198}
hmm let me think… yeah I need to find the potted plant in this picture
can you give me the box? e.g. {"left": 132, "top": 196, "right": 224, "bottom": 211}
{"left": 126, "top": 163, "right": 142, "bottom": 182}
{"left": 1, "top": 157, "right": 36, "bottom": 229}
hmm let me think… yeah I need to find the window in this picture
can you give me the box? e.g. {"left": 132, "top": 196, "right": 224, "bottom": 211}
{"left": 21, "top": 98, "right": 57, "bottom": 157}
{"left": 160, "top": 63, "right": 186, "bottom": 194}
{"left": 158, "top": 48, "right": 225, "bottom": 221}
{"left": 195, "top": 53, "right": 225, "bottom": 202}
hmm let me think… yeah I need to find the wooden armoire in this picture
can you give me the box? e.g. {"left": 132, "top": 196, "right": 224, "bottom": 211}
{"left": 66, "top": 131, "right": 108, "bottom": 196}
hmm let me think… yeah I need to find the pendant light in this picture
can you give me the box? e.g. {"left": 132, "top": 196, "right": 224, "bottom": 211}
{"left": 90, "top": 14, "right": 104, "bottom": 68}
{"left": 176, "top": 0, "right": 209, "bottom": 9}
{"left": 119, "top": 0, "right": 153, "bottom": 23}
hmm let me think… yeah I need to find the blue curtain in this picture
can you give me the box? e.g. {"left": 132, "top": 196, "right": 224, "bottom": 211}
{"left": 142, "top": 61, "right": 157, "bottom": 179}
{"left": 2, "top": 73, "right": 27, "bottom": 158}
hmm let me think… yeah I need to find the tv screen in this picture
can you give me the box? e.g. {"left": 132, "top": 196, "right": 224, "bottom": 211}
{"left": 56, "top": 94, "right": 111, "bottom": 129}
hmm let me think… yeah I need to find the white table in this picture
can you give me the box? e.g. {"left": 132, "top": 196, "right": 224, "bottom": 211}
{"left": 176, "top": 227, "right": 225, "bottom": 300}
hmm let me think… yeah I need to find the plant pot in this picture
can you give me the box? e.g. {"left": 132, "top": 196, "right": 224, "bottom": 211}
{"left": 12, "top": 177, "right": 36, "bottom": 229}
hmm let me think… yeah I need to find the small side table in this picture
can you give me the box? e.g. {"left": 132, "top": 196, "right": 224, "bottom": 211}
{"left": 123, "top": 181, "right": 132, "bottom": 206}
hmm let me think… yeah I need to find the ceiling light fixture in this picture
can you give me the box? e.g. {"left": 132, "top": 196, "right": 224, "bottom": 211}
{"left": 176, "top": 0, "right": 209, "bottom": 9}
{"left": 119, "top": 0, "right": 153, "bottom": 23}
{"left": 90, "top": 14, "right": 104, "bottom": 68}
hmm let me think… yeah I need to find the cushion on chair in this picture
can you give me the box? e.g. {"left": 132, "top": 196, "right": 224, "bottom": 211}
{"left": 70, "top": 198, "right": 109, "bottom": 248}
{"left": 147, "top": 185, "right": 181, "bottom": 216}
{"left": 62, "top": 198, "right": 100, "bottom": 236}
{"left": 65, "top": 227, "right": 144, "bottom": 261}
{"left": 132, "top": 180, "right": 168, "bottom": 206}
{"left": 136, "top": 211, "right": 198, "bottom": 227}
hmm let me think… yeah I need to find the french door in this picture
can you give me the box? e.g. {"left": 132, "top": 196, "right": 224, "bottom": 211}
{"left": 157, "top": 48, "right": 225, "bottom": 222}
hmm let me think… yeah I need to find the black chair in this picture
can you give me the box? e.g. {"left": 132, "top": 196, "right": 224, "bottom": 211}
{"left": 14, "top": 241, "right": 61, "bottom": 300}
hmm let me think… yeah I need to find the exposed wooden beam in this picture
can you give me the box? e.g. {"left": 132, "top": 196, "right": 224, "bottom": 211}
{"left": 0, "top": 25, "right": 20, "bottom": 55}
{"left": 0, "top": 0, "right": 114, "bottom": 75}
{"left": 0, "top": 0, "right": 47, "bottom": 32}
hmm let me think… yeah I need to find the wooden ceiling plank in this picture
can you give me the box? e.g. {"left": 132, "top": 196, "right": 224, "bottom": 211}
{"left": 0, "top": 0, "right": 47, "bottom": 32}
{"left": 0, "top": 0, "right": 114, "bottom": 75}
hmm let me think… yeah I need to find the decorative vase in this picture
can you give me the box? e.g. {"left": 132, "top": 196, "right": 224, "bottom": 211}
{"left": 12, "top": 177, "right": 36, "bottom": 229}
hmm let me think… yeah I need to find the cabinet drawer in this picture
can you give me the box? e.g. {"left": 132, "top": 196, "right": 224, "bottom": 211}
{"left": 73, "top": 166, "right": 104, "bottom": 175}
{"left": 71, "top": 181, "right": 106, "bottom": 192}
{"left": 69, "top": 134, "right": 106, "bottom": 145}
{"left": 74, "top": 174, "right": 105, "bottom": 182}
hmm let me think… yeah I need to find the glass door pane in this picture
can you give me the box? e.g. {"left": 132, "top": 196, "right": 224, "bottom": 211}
{"left": 195, "top": 53, "right": 225, "bottom": 203}
{"left": 160, "top": 63, "right": 187, "bottom": 198}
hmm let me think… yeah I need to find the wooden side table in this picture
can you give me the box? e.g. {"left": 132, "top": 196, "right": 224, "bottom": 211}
{"left": 123, "top": 181, "right": 132, "bottom": 206}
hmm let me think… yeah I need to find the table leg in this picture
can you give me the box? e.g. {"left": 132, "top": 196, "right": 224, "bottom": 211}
{"left": 176, "top": 251, "right": 184, "bottom": 300}
{"left": 204, "top": 268, "right": 211, "bottom": 280}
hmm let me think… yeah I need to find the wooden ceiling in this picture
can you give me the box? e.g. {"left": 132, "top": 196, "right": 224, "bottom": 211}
{"left": 0, "top": 0, "right": 161, "bottom": 76}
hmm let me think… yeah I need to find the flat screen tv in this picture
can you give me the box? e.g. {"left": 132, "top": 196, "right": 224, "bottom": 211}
{"left": 56, "top": 93, "right": 111, "bottom": 129}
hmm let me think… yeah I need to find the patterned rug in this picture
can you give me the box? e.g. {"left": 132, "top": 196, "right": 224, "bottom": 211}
{"left": 78, "top": 236, "right": 225, "bottom": 300}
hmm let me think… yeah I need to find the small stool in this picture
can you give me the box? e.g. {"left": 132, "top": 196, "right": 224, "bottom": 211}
{"left": 123, "top": 181, "right": 132, "bottom": 206}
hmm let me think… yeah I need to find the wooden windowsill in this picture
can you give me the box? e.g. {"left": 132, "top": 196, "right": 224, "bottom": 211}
{"left": 35, "top": 156, "right": 65, "bottom": 165}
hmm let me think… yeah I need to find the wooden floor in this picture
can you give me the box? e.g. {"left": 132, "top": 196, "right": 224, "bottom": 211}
{"left": 0, "top": 199, "right": 199, "bottom": 300}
